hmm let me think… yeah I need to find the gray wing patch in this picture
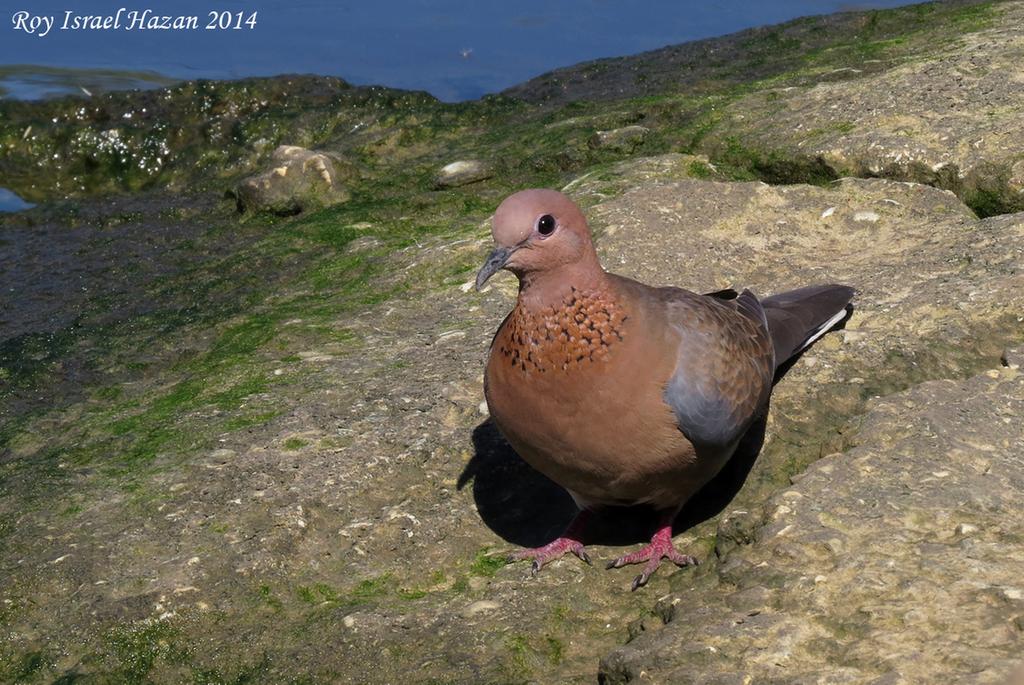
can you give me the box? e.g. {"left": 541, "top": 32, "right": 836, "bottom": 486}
{"left": 662, "top": 290, "right": 773, "bottom": 449}
{"left": 664, "top": 371, "right": 741, "bottom": 447}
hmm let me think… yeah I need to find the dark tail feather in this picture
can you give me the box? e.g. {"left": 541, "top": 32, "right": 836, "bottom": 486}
{"left": 762, "top": 284, "right": 855, "bottom": 369}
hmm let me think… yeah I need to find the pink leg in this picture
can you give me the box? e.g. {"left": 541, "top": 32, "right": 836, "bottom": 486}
{"left": 509, "top": 510, "right": 592, "bottom": 574}
{"left": 606, "top": 512, "right": 697, "bottom": 591}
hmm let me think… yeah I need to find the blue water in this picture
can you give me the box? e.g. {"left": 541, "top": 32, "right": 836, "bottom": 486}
{"left": 0, "top": 187, "right": 34, "bottom": 212}
{"left": 2, "top": 1, "right": 918, "bottom": 102}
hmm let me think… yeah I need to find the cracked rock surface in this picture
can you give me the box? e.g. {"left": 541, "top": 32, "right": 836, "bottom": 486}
{"left": 706, "top": 2, "right": 1024, "bottom": 212}
{"left": 600, "top": 356, "right": 1024, "bottom": 684}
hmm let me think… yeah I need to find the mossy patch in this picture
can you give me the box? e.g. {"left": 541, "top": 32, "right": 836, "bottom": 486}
{"left": 470, "top": 547, "right": 508, "bottom": 577}
{"left": 500, "top": 631, "right": 568, "bottom": 679}
{"left": 712, "top": 136, "right": 839, "bottom": 186}
{"left": 348, "top": 575, "right": 393, "bottom": 603}
{"left": 11, "top": 650, "right": 47, "bottom": 680}
{"left": 296, "top": 582, "right": 338, "bottom": 604}
{"left": 687, "top": 160, "right": 714, "bottom": 179}
{"left": 292, "top": 575, "right": 402, "bottom": 610}
{"left": 282, "top": 437, "right": 309, "bottom": 451}
{"left": 101, "top": 619, "right": 185, "bottom": 684}
{"left": 257, "top": 584, "right": 284, "bottom": 611}
{"left": 963, "top": 172, "right": 1024, "bottom": 218}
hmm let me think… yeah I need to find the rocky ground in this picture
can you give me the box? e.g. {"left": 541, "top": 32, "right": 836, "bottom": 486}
{"left": 1, "top": 1, "right": 1023, "bottom": 683}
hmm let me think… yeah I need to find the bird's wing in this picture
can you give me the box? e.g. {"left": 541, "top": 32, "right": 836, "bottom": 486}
{"left": 659, "top": 288, "right": 775, "bottom": 449}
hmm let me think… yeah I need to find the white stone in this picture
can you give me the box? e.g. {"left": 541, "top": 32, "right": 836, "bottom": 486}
{"left": 853, "top": 211, "right": 880, "bottom": 222}
{"left": 463, "top": 600, "right": 501, "bottom": 617}
{"left": 955, "top": 523, "right": 978, "bottom": 536}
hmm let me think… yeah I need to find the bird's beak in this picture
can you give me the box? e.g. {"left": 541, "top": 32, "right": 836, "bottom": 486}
{"left": 475, "top": 245, "right": 515, "bottom": 291}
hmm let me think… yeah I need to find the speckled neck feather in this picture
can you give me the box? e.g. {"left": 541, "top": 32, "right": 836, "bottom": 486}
{"left": 498, "top": 284, "right": 628, "bottom": 374}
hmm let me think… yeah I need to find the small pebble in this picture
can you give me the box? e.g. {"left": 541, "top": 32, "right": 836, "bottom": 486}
{"left": 434, "top": 331, "right": 467, "bottom": 345}
{"left": 853, "top": 210, "right": 879, "bottom": 222}
{"left": 463, "top": 600, "right": 501, "bottom": 617}
{"left": 955, "top": 523, "right": 978, "bottom": 536}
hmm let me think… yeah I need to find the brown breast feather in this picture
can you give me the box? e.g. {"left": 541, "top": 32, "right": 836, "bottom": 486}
{"left": 485, "top": 281, "right": 701, "bottom": 508}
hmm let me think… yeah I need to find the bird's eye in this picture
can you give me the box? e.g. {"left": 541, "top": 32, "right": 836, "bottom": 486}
{"left": 537, "top": 214, "right": 556, "bottom": 236}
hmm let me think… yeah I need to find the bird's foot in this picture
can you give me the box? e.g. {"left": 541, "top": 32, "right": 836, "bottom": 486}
{"left": 509, "top": 537, "right": 592, "bottom": 574}
{"left": 508, "top": 510, "right": 592, "bottom": 575}
{"left": 606, "top": 524, "right": 697, "bottom": 591}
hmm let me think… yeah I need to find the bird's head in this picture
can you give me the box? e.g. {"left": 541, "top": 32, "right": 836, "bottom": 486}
{"left": 475, "top": 189, "right": 600, "bottom": 290}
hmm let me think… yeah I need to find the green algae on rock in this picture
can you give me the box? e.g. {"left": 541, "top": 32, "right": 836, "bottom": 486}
{"left": 0, "top": 76, "right": 436, "bottom": 202}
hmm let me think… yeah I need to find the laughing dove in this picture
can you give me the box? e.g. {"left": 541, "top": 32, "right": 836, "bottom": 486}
{"left": 476, "top": 189, "right": 854, "bottom": 590}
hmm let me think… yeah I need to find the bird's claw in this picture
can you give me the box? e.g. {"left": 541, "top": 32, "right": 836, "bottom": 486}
{"left": 509, "top": 536, "right": 591, "bottom": 576}
{"left": 606, "top": 525, "right": 698, "bottom": 589}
